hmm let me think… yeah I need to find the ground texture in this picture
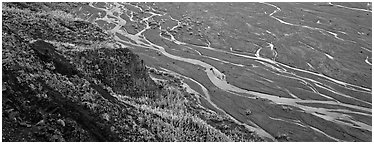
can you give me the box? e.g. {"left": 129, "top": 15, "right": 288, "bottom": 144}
{"left": 2, "top": 2, "right": 372, "bottom": 142}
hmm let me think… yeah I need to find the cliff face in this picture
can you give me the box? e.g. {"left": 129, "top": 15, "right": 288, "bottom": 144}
{"left": 2, "top": 3, "right": 157, "bottom": 141}
{"left": 2, "top": 2, "right": 263, "bottom": 142}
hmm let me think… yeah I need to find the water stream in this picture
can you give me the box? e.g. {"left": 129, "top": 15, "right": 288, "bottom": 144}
{"left": 81, "top": 2, "right": 372, "bottom": 141}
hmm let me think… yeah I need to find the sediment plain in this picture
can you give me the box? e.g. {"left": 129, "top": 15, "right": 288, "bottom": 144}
{"left": 76, "top": 2, "right": 372, "bottom": 141}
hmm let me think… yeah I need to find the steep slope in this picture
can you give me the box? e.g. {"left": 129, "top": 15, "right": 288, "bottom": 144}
{"left": 2, "top": 2, "right": 263, "bottom": 142}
